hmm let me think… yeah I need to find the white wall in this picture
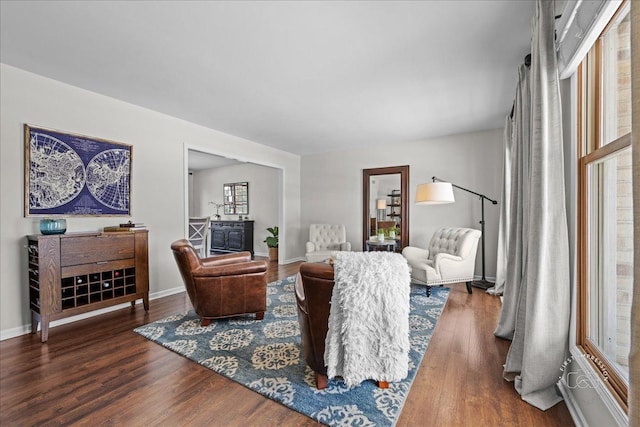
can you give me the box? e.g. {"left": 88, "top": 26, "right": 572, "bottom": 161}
{"left": 191, "top": 163, "right": 279, "bottom": 257}
{"left": 0, "top": 64, "right": 302, "bottom": 338}
{"left": 300, "top": 128, "right": 503, "bottom": 279}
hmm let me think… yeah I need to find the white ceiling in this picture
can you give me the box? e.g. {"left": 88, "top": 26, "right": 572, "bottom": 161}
{"left": 0, "top": 1, "right": 536, "bottom": 156}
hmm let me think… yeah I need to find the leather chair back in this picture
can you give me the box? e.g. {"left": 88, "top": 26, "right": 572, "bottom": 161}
{"left": 295, "top": 262, "right": 335, "bottom": 376}
{"left": 171, "top": 239, "right": 201, "bottom": 307}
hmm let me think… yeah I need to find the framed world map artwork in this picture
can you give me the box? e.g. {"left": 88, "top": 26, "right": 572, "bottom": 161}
{"left": 24, "top": 124, "right": 132, "bottom": 216}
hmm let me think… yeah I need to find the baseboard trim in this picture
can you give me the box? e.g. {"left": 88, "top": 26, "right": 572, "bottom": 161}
{"left": 558, "top": 347, "right": 629, "bottom": 427}
{"left": 0, "top": 286, "right": 185, "bottom": 341}
{"left": 255, "top": 252, "right": 304, "bottom": 265}
{"left": 557, "top": 380, "right": 588, "bottom": 427}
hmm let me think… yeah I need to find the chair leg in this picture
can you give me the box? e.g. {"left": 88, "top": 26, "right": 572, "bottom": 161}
{"left": 315, "top": 372, "right": 328, "bottom": 390}
{"left": 201, "top": 318, "right": 211, "bottom": 327}
{"left": 255, "top": 311, "right": 264, "bottom": 320}
{"left": 378, "top": 381, "right": 389, "bottom": 389}
{"left": 426, "top": 286, "right": 431, "bottom": 297}
{"left": 466, "top": 281, "right": 473, "bottom": 294}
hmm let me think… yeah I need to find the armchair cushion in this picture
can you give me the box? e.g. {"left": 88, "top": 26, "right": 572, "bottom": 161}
{"left": 200, "top": 251, "right": 252, "bottom": 266}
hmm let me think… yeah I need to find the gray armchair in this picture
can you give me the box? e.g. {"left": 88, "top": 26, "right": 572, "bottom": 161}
{"left": 402, "top": 227, "right": 481, "bottom": 296}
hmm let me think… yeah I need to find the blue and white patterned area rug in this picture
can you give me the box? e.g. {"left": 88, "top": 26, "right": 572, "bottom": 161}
{"left": 134, "top": 276, "right": 449, "bottom": 426}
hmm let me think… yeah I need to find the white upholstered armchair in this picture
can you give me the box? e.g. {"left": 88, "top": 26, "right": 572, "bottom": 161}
{"left": 305, "top": 224, "right": 351, "bottom": 262}
{"left": 402, "top": 227, "right": 481, "bottom": 296}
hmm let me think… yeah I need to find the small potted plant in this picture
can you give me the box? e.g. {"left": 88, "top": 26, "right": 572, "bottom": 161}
{"left": 264, "top": 226, "right": 279, "bottom": 261}
{"left": 387, "top": 225, "right": 399, "bottom": 240}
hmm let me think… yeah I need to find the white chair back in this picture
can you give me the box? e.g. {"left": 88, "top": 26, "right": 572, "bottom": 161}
{"left": 427, "top": 227, "right": 481, "bottom": 260}
{"left": 188, "top": 217, "right": 210, "bottom": 258}
{"left": 309, "top": 224, "right": 347, "bottom": 251}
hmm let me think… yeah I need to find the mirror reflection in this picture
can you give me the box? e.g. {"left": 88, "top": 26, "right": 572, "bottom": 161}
{"left": 362, "top": 166, "right": 409, "bottom": 251}
{"left": 368, "top": 174, "right": 401, "bottom": 239}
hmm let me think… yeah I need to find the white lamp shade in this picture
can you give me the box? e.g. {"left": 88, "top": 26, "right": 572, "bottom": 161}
{"left": 377, "top": 199, "right": 387, "bottom": 209}
{"left": 416, "top": 182, "right": 455, "bottom": 204}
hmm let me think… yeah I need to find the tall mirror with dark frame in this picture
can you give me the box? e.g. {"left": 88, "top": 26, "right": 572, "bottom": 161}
{"left": 362, "top": 166, "right": 409, "bottom": 251}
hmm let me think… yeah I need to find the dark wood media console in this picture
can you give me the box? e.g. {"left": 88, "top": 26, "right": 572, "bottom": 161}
{"left": 27, "top": 230, "right": 149, "bottom": 342}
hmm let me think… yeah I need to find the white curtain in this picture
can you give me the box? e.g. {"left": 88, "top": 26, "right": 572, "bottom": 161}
{"left": 629, "top": 1, "right": 639, "bottom": 424}
{"left": 487, "top": 116, "right": 512, "bottom": 296}
{"left": 491, "top": 64, "right": 531, "bottom": 306}
{"left": 494, "top": 63, "right": 530, "bottom": 336}
{"left": 495, "top": 0, "right": 571, "bottom": 410}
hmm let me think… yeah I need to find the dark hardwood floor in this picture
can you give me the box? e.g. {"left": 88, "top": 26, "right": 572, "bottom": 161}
{"left": 0, "top": 258, "right": 574, "bottom": 426}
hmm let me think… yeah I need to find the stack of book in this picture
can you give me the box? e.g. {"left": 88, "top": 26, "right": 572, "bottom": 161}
{"left": 103, "top": 221, "right": 147, "bottom": 232}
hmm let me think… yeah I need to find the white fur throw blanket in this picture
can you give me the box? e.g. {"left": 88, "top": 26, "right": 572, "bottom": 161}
{"left": 324, "top": 251, "right": 411, "bottom": 387}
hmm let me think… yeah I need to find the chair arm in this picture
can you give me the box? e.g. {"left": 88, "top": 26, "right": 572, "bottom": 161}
{"left": 402, "top": 246, "right": 430, "bottom": 262}
{"left": 194, "top": 260, "right": 268, "bottom": 278}
{"left": 201, "top": 251, "right": 252, "bottom": 267}
{"left": 306, "top": 242, "right": 316, "bottom": 253}
{"left": 299, "top": 261, "right": 335, "bottom": 280}
{"left": 434, "top": 252, "right": 462, "bottom": 263}
{"left": 294, "top": 273, "right": 306, "bottom": 307}
{"left": 433, "top": 253, "right": 464, "bottom": 277}
{"left": 340, "top": 242, "right": 351, "bottom": 251}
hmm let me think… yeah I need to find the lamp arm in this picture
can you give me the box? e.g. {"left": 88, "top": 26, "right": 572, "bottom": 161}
{"left": 431, "top": 176, "right": 498, "bottom": 205}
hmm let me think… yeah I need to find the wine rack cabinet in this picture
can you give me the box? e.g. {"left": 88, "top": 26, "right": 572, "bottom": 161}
{"left": 27, "top": 230, "right": 149, "bottom": 342}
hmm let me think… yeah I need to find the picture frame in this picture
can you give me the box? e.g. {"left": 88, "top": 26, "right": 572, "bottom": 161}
{"left": 223, "top": 182, "right": 249, "bottom": 215}
{"left": 24, "top": 124, "right": 133, "bottom": 217}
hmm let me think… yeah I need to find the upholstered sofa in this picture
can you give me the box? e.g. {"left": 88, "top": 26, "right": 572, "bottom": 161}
{"left": 305, "top": 224, "right": 351, "bottom": 262}
{"left": 402, "top": 227, "right": 481, "bottom": 295}
{"left": 171, "top": 239, "right": 268, "bottom": 325}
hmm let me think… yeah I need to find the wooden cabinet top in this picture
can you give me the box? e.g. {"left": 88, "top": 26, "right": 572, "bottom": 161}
{"left": 210, "top": 221, "right": 254, "bottom": 228}
{"left": 27, "top": 230, "right": 148, "bottom": 240}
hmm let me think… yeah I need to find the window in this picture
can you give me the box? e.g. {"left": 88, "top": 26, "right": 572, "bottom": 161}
{"left": 577, "top": 1, "right": 631, "bottom": 410}
{"left": 223, "top": 182, "right": 249, "bottom": 215}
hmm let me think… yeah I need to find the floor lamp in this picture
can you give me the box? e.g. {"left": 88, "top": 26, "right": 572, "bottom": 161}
{"left": 415, "top": 176, "right": 498, "bottom": 289}
{"left": 376, "top": 199, "right": 387, "bottom": 221}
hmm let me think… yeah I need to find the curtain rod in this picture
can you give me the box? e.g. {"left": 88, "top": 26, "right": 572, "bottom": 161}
{"left": 522, "top": 14, "right": 562, "bottom": 69}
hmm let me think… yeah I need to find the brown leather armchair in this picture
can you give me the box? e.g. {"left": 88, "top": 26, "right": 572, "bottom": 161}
{"left": 296, "top": 261, "right": 391, "bottom": 390}
{"left": 295, "top": 262, "right": 334, "bottom": 389}
{"left": 171, "top": 239, "right": 268, "bottom": 326}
